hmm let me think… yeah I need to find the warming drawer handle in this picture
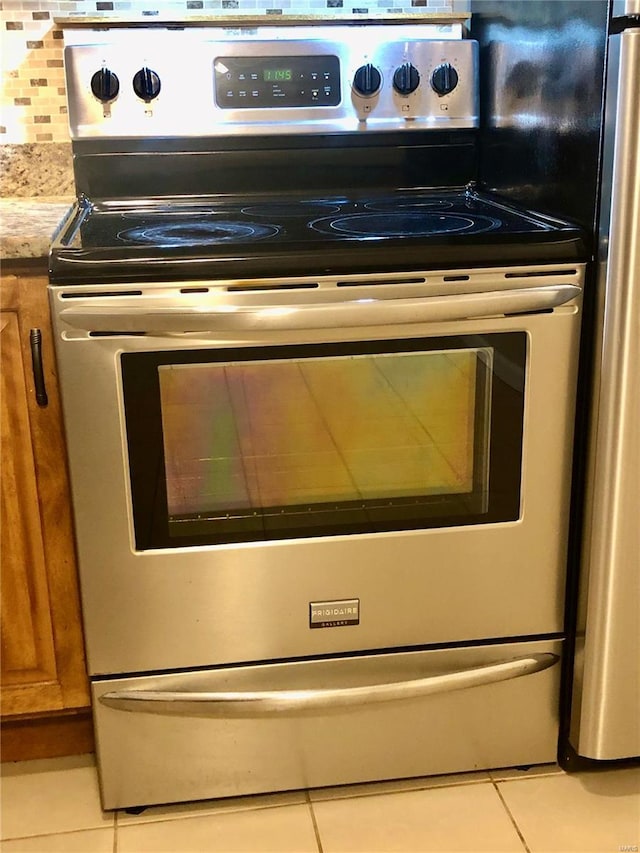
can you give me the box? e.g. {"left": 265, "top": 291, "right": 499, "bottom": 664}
{"left": 99, "top": 653, "right": 559, "bottom": 719}
{"left": 59, "top": 285, "right": 581, "bottom": 334}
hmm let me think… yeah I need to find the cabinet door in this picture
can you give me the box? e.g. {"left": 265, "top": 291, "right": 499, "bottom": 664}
{"left": 1, "top": 273, "right": 89, "bottom": 717}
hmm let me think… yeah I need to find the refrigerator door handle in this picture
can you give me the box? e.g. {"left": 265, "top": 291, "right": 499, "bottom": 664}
{"left": 99, "top": 653, "right": 559, "bottom": 718}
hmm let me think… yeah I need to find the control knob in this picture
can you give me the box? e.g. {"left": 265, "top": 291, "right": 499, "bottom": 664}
{"left": 352, "top": 64, "right": 382, "bottom": 97}
{"left": 133, "top": 67, "right": 161, "bottom": 102}
{"left": 90, "top": 67, "right": 119, "bottom": 103}
{"left": 393, "top": 62, "right": 420, "bottom": 96}
{"left": 431, "top": 62, "right": 459, "bottom": 96}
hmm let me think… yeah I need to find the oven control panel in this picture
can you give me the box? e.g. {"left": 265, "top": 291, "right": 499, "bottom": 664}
{"left": 214, "top": 55, "right": 341, "bottom": 108}
{"left": 64, "top": 24, "right": 478, "bottom": 138}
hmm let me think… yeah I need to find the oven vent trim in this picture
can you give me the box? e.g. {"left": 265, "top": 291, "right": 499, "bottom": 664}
{"left": 227, "top": 283, "right": 320, "bottom": 293}
{"left": 60, "top": 289, "right": 144, "bottom": 299}
{"left": 504, "top": 269, "right": 578, "bottom": 279}
{"left": 88, "top": 331, "right": 148, "bottom": 338}
{"left": 336, "top": 277, "right": 427, "bottom": 288}
{"left": 54, "top": 264, "right": 585, "bottom": 307}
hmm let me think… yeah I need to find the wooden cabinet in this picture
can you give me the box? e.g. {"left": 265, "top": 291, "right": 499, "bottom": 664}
{"left": 1, "top": 266, "right": 92, "bottom": 758}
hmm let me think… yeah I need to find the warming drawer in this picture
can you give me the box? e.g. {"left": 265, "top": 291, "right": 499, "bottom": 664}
{"left": 92, "top": 638, "right": 562, "bottom": 809}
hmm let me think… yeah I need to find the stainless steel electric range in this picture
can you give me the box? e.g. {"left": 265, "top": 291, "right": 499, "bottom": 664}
{"left": 50, "top": 24, "right": 587, "bottom": 810}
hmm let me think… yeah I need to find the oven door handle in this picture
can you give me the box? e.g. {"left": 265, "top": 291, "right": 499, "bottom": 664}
{"left": 98, "top": 653, "right": 558, "bottom": 718}
{"left": 59, "top": 284, "right": 580, "bottom": 333}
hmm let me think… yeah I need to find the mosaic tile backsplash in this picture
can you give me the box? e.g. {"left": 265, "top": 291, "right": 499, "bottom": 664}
{"left": 1, "top": 0, "right": 454, "bottom": 149}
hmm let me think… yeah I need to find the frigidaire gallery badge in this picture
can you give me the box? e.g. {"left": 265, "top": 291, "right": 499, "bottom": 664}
{"left": 309, "top": 599, "right": 360, "bottom": 628}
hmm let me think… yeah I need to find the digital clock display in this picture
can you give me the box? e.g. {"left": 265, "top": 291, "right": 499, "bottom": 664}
{"left": 215, "top": 55, "right": 340, "bottom": 109}
{"left": 264, "top": 69, "right": 293, "bottom": 82}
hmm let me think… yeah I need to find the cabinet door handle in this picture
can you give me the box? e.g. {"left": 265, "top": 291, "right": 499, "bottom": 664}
{"left": 29, "top": 328, "right": 48, "bottom": 407}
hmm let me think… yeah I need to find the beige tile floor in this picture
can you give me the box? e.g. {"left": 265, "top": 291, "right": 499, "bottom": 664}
{"left": 1, "top": 755, "right": 638, "bottom": 853}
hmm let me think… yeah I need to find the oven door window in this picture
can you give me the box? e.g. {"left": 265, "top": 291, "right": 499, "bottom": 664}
{"left": 122, "top": 334, "right": 525, "bottom": 549}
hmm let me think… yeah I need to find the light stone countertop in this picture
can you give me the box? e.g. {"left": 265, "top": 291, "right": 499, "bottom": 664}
{"left": 0, "top": 197, "right": 76, "bottom": 262}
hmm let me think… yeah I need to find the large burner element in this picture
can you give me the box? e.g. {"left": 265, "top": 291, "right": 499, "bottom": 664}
{"left": 364, "top": 196, "right": 455, "bottom": 211}
{"left": 311, "top": 212, "right": 502, "bottom": 238}
{"left": 118, "top": 220, "right": 279, "bottom": 247}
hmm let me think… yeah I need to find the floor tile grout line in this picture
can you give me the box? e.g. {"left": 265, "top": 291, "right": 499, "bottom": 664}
{"left": 492, "top": 780, "right": 532, "bottom": 853}
{"left": 113, "top": 797, "right": 308, "bottom": 827}
{"left": 0, "top": 825, "right": 115, "bottom": 844}
{"left": 307, "top": 775, "right": 492, "bottom": 804}
{"left": 306, "top": 791, "right": 325, "bottom": 853}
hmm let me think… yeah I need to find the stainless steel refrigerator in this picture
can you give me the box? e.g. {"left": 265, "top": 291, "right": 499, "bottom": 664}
{"left": 569, "top": 0, "right": 640, "bottom": 761}
{"left": 470, "top": 0, "right": 639, "bottom": 763}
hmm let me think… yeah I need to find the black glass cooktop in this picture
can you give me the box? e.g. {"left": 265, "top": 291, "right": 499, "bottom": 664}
{"left": 50, "top": 189, "right": 587, "bottom": 283}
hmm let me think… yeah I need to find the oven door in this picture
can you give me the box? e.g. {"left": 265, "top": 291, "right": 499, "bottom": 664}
{"left": 51, "top": 264, "right": 583, "bottom": 676}
{"left": 122, "top": 333, "right": 522, "bottom": 550}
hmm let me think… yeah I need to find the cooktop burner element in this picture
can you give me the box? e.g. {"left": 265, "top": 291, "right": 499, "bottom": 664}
{"left": 242, "top": 202, "right": 342, "bottom": 219}
{"left": 311, "top": 212, "right": 501, "bottom": 238}
{"left": 118, "top": 220, "right": 279, "bottom": 246}
{"left": 364, "top": 196, "right": 455, "bottom": 211}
